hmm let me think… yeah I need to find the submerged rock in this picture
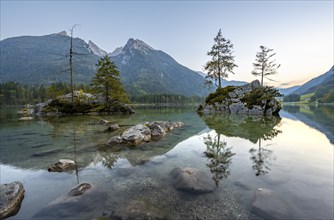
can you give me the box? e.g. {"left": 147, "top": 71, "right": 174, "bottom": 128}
{"left": 106, "top": 121, "right": 184, "bottom": 146}
{"left": 98, "top": 119, "right": 111, "bottom": 125}
{"left": 48, "top": 159, "right": 76, "bottom": 172}
{"left": 170, "top": 167, "right": 215, "bottom": 194}
{"left": 68, "top": 183, "right": 92, "bottom": 196}
{"left": 0, "top": 181, "right": 25, "bottom": 219}
{"left": 251, "top": 188, "right": 293, "bottom": 219}
{"left": 112, "top": 199, "right": 170, "bottom": 220}
{"left": 34, "top": 183, "right": 107, "bottom": 219}
{"left": 105, "top": 124, "right": 120, "bottom": 132}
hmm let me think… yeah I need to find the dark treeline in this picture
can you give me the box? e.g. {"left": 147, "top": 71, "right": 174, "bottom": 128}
{"left": 0, "top": 81, "right": 89, "bottom": 106}
{"left": 0, "top": 81, "right": 203, "bottom": 106}
{"left": 131, "top": 94, "right": 203, "bottom": 105}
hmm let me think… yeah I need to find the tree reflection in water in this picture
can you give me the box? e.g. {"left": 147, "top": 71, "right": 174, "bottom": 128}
{"left": 249, "top": 126, "right": 281, "bottom": 176}
{"left": 249, "top": 139, "right": 274, "bottom": 176}
{"left": 199, "top": 114, "right": 282, "bottom": 177}
{"left": 203, "top": 134, "right": 235, "bottom": 187}
{"left": 101, "top": 152, "right": 118, "bottom": 169}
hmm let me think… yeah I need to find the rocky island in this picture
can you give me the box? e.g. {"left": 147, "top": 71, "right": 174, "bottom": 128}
{"left": 197, "top": 80, "right": 282, "bottom": 115}
{"left": 33, "top": 90, "right": 134, "bottom": 116}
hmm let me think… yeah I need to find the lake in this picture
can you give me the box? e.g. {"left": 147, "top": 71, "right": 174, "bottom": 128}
{"left": 1, "top": 105, "right": 333, "bottom": 219}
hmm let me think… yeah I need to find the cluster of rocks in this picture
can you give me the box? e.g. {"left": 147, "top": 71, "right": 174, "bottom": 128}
{"left": 107, "top": 121, "right": 184, "bottom": 145}
{"left": 198, "top": 80, "right": 281, "bottom": 115}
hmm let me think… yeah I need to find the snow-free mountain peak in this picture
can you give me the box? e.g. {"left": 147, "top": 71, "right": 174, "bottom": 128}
{"left": 53, "top": 31, "right": 69, "bottom": 37}
{"left": 124, "top": 38, "right": 154, "bottom": 52}
{"left": 88, "top": 40, "right": 108, "bottom": 57}
{"left": 110, "top": 47, "right": 124, "bottom": 57}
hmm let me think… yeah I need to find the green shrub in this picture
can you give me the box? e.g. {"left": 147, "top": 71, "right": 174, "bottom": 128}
{"left": 205, "top": 86, "right": 235, "bottom": 105}
{"left": 241, "top": 87, "right": 282, "bottom": 109}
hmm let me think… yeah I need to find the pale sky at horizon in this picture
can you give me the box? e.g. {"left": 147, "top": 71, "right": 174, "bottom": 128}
{"left": 1, "top": 0, "right": 333, "bottom": 88}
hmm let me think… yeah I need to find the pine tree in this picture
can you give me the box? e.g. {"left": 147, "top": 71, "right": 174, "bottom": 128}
{"left": 252, "top": 46, "right": 281, "bottom": 86}
{"left": 204, "top": 29, "right": 237, "bottom": 88}
{"left": 91, "top": 55, "right": 129, "bottom": 109}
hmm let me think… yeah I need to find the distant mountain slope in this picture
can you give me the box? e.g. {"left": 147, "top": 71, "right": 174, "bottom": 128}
{"left": 110, "top": 38, "right": 210, "bottom": 97}
{"left": 289, "top": 66, "right": 334, "bottom": 95}
{"left": 196, "top": 71, "right": 247, "bottom": 87}
{"left": 0, "top": 31, "right": 100, "bottom": 85}
{"left": 278, "top": 85, "right": 300, "bottom": 96}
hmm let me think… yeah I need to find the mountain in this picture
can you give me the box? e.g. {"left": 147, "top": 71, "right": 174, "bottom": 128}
{"left": 0, "top": 31, "right": 100, "bottom": 85}
{"left": 109, "top": 38, "right": 210, "bottom": 97}
{"left": 288, "top": 66, "right": 334, "bottom": 95}
{"left": 88, "top": 40, "right": 108, "bottom": 57}
{"left": 278, "top": 85, "right": 300, "bottom": 96}
{"left": 196, "top": 71, "right": 247, "bottom": 87}
{"left": 0, "top": 32, "right": 246, "bottom": 97}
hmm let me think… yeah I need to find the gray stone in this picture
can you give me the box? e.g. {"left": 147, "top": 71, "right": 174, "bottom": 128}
{"left": 228, "top": 91, "right": 237, "bottom": 98}
{"left": 170, "top": 167, "right": 215, "bottom": 194}
{"left": 147, "top": 122, "right": 166, "bottom": 137}
{"left": 234, "top": 88, "right": 245, "bottom": 97}
{"left": 98, "top": 119, "right": 111, "bottom": 125}
{"left": 251, "top": 188, "right": 293, "bottom": 219}
{"left": 48, "top": 159, "right": 76, "bottom": 172}
{"left": 105, "top": 124, "right": 120, "bottom": 132}
{"left": 68, "top": 183, "right": 91, "bottom": 196}
{"left": 122, "top": 124, "right": 152, "bottom": 144}
{"left": 229, "top": 103, "right": 245, "bottom": 114}
{"left": 249, "top": 106, "right": 264, "bottom": 115}
{"left": 0, "top": 181, "right": 25, "bottom": 219}
{"left": 106, "top": 136, "right": 123, "bottom": 145}
{"left": 251, "top": 80, "right": 261, "bottom": 89}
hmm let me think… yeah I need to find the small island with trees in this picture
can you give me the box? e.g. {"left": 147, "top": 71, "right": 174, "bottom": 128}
{"left": 34, "top": 55, "right": 134, "bottom": 116}
{"left": 197, "top": 29, "right": 282, "bottom": 116}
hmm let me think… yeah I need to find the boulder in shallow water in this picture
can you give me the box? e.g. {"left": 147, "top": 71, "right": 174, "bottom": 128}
{"left": 0, "top": 181, "right": 25, "bottom": 219}
{"left": 34, "top": 183, "right": 107, "bottom": 219}
{"left": 170, "top": 167, "right": 215, "bottom": 194}
{"left": 48, "top": 159, "right": 76, "bottom": 172}
{"left": 105, "top": 124, "right": 120, "bottom": 132}
{"left": 251, "top": 188, "right": 293, "bottom": 219}
{"left": 68, "top": 183, "right": 91, "bottom": 196}
{"left": 121, "top": 124, "right": 152, "bottom": 145}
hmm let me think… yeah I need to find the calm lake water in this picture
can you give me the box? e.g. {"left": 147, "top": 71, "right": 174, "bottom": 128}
{"left": 1, "top": 105, "right": 333, "bottom": 219}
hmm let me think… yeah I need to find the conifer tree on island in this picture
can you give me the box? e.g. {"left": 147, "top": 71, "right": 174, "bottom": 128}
{"left": 252, "top": 46, "right": 280, "bottom": 86}
{"left": 204, "top": 29, "right": 237, "bottom": 88}
{"left": 91, "top": 55, "right": 129, "bottom": 110}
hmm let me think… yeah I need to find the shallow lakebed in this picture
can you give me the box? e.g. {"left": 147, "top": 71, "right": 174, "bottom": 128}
{"left": 1, "top": 105, "right": 333, "bottom": 219}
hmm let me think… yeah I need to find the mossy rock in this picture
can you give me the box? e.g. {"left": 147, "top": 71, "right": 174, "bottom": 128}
{"left": 205, "top": 86, "right": 235, "bottom": 105}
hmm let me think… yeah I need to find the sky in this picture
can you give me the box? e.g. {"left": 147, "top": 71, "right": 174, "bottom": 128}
{"left": 1, "top": 0, "right": 333, "bottom": 88}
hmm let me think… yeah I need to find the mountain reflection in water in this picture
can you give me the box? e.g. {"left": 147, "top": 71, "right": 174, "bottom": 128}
{"left": 282, "top": 104, "right": 334, "bottom": 144}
